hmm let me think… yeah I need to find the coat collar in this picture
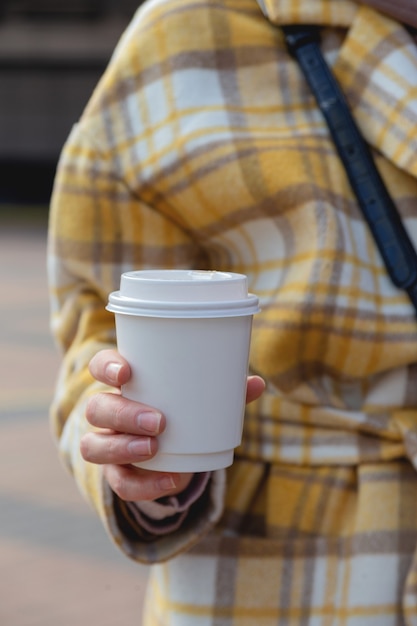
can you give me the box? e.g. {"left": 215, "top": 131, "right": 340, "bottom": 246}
{"left": 255, "top": 0, "right": 417, "bottom": 28}
{"left": 255, "top": 0, "right": 358, "bottom": 27}
{"left": 255, "top": 0, "right": 417, "bottom": 179}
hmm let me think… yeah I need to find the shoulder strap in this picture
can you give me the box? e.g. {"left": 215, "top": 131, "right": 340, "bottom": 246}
{"left": 283, "top": 25, "right": 417, "bottom": 315}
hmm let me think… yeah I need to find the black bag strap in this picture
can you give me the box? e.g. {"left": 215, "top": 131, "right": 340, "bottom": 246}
{"left": 282, "top": 25, "right": 417, "bottom": 315}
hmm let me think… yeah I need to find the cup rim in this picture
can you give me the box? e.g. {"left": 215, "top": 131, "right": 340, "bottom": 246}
{"left": 106, "top": 291, "right": 260, "bottom": 318}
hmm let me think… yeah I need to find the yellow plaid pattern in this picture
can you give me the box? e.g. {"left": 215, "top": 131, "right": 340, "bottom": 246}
{"left": 145, "top": 462, "right": 417, "bottom": 624}
{"left": 48, "top": 0, "right": 417, "bottom": 622}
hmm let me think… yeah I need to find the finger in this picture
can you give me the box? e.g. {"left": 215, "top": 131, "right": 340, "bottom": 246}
{"left": 103, "top": 464, "right": 186, "bottom": 501}
{"left": 86, "top": 392, "right": 165, "bottom": 435}
{"left": 89, "top": 349, "right": 131, "bottom": 387}
{"left": 246, "top": 375, "right": 266, "bottom": 404}
{"left": 80, "top": 431, "right": 157, "bottom": 465}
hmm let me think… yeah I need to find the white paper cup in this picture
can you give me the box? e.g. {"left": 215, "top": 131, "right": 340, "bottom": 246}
{"left": 106, "top": 270, "right": 259, "bottom": 472}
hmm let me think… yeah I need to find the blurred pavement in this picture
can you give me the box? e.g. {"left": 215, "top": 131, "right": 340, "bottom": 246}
{"left": 0, "top": 208, "right": 148, "bottom": 626}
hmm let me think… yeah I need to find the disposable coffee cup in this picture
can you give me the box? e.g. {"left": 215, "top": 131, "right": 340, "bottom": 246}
{"left": 106, "top": 270, "right": 260, "bottom": 472}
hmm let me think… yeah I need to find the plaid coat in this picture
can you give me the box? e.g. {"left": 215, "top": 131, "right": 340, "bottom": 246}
{"left": 48, "top": 0, "right": 417, "bottom": 623}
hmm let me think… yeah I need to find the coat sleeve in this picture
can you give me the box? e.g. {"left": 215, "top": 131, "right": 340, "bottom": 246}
{"left": 47, "top": 118, "right": 226, "bottom": 563}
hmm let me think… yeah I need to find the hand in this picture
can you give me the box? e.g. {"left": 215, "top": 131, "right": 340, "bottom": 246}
{"left": 81, "top": 349, "right": 265, "bottom": 502}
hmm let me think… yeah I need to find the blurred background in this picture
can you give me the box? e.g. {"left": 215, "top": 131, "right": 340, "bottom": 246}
{"left": 0, "top": 2, "right": 148, "bottom": 624}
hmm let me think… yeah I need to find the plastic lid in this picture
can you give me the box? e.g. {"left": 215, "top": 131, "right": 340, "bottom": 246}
{"left": 106, "top": 270, "right": 260, "bottom": 318}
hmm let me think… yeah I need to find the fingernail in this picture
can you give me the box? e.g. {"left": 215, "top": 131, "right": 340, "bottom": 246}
{"left": 158, "top": 475, "right": 177, "bottom": 491}
{"left": 127, "top": 438, "right": 152, "bottom": 457}
{"left": 137, "top": 411, "right": 162, "bottom": 434}
{"left": 106, "top": 362, "right": 122, "bottom": 383}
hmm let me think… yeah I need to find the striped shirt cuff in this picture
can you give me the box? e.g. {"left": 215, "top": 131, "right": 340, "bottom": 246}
{"left": 117, "top": 472, "right": 211, "bottom": 538}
